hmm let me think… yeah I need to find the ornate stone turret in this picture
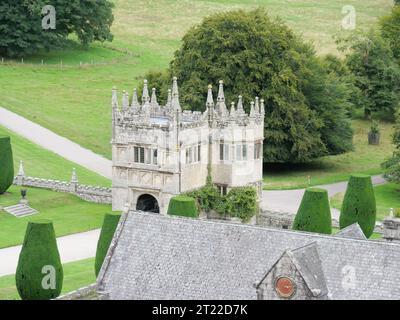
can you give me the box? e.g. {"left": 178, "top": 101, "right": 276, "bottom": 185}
{"left": 255, "top": 97, "right": 260, "bottom": 114}
{"left": 142, "top": 80, "right": 150, "bottom": 104}
{"left": 122, "top": 90, "right": 129, "bottom": 112}
{"left": 131, "top": 88, "right": 140, "bottom": 112}
{"left": 217, "top": 80, "right": 228, "bottom": 117}
{"left": 18, "top": 160, "right": 25, "bottom": 176}
{"left": 111, "top": 77, "right": 265, "bottom": 214}
{"left": 236, "top": 95, "right": 245, "bottom": 115}
{"left": 151, "top": 88, "right": 158, "bottom": 107}
{"left": 171, "top": 77, "right": 181, "bottom": 112}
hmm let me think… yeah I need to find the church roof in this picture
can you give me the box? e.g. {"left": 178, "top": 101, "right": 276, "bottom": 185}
{"left": 334, "top": 223, "right": 367, "bottom": 240}
{"left": 288, "top": 242, "right": 329, "bottom": 298}
{"left": 97, "top": 212, "right": 400, "bottom": 300}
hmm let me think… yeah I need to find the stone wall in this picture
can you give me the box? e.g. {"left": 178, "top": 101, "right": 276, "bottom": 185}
{"left": 258, "top": 209, "right": 383, "bottom": 234}
{"left": 13, "top": 163, "right": 111, "bottom": 205}
{"left": 56, "top": 284, "right": 108, "bottom": 300}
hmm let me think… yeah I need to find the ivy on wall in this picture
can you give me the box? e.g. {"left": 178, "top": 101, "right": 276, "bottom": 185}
{"left": 186, "top": 183, "right": 258, "bottom": 222}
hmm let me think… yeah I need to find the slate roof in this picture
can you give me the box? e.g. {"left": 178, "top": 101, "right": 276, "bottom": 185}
{"left": 97, "top": 212, "right": 400, "bottom": 300}
{"left": 289, "top": 242, "right": 328, "bottom": 298}
{"left": 334, "top": 223, "right": 367, "bottom": 240}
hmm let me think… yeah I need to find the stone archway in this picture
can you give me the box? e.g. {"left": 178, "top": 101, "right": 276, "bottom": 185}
{"left": 136, "top": 194, "right": 160, "bottom": 213}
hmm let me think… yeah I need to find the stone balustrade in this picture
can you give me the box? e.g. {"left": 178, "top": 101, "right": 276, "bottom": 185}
{"left": 13, "top": 161, "right": 111, "bottom": 205}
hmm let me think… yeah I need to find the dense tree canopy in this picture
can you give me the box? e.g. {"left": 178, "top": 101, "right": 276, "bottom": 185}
{"left": 382, "top": 110, "right": 400, "bottom": 182}
{"left": 380, "top": 5, "right": 400, "bottom": 61}
{"left": 342, "top": 31, "right": 400, "bottom": 118}
{"left": 0, "top": 0, "right": 114, "bottom": 57}
{"left": 141, "top": 9, "right": 353, "bottom": 163}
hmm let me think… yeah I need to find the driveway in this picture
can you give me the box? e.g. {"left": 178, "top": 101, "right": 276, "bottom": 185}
{"left": 0, "top": 229, "right": 100, "bottom": 277}
{"left": 0, "top": 107, "right": 112, "bottom": 179}
{"left": 262, "top": 175, "right": 387, "bottom": 219}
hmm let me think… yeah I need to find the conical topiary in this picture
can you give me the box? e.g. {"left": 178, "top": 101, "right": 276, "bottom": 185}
{"left": 16, "top": 220, "right": 63, "bottom": 300}
{"left": 167, "top": 195, "right": 198, "bottom": 218}
{"left": 339, "top": 174, "right": 376, "bottom": 238}
{"left": 292, "top": 188, "right": 332, "bottom": 234}
{"left": 95, "top": 212, "right": 121, "bottom": 276}
{"left": 0, "top": 136, "right": 14, "bottom": 194}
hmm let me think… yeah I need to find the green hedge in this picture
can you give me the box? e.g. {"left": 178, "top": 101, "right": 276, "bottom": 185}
{"left": 292, "top": 188, "right": 332, "bottom": 234}
{"left": 95, "top": 212, "right": 121, "bottom": 276}
{"left": 0, "top": 136, "right": 14, "bottom": 194}
{"left": 339, "top": 174, "right": 376, "bottom": 238}
{"left": 167, "top": 196, "right": 198, "bottom": 218}
{"left": 16, "top": 220, "right": 63, "bottom": 300}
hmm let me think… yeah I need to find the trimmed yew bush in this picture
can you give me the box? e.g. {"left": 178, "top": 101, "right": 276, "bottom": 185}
{"left": 292, "top": 188, "right": 332, "bottom": 234}
{"left": 339, "top": 174, "right": 376, "bottom": 238}
{"left": 16, "top": 220, "right": 63, "bottom": 300}
{"left": 167, "top": 196, "right": 198, "bottom": 218}
{"left": 95, "top": 212, "right": 121, "bottom": 276}
{"left": 0, "top": 136, "right": 14, "bottom": 194}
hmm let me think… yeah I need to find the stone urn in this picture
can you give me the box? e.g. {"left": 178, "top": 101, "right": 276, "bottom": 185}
{"left": 368, "top": 132, "right": 380, "bottom": 145}
{"left": 19, "top": 189, "right": 28, "bottom": 205}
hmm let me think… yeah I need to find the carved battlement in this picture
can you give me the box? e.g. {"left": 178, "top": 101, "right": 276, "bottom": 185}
{"left": 111, "top": 78, "right": 265, "bottom": 134}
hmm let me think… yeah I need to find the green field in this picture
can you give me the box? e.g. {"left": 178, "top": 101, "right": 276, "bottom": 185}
{"left": 0, "top": 258, "right": 96, "bottom": 300}
{"left": 0, "top": 0, "right": 393, "bottom": 159}
{"left": 331, "top": 183, "right": 400, "bottom": 221}
{"left": 264, "top": 119, "right": 395, "bottom": 190}
{"left": 0, "top": 126, "right": 110, "bottom": 187}
{"left": 0, "top": 186, "right": 110, "bottom": 248}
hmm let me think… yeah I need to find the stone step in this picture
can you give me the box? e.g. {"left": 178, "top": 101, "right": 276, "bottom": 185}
{"left": 3, "top": 204, "right": 38, "bottom": 218}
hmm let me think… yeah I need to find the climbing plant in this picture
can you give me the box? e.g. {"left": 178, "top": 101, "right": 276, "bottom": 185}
{"left": 187, "top": 185, "right": 258, "bottom": 222}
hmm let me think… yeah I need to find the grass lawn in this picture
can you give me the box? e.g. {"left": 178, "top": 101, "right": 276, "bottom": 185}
{"left": 0, "top": 0, "right": 393, "bottom": 158}
{"left": 0, "top": 186, "right": 111, "bottom": 248}
{"left": 0, "top": 258, "right": 96, "bottom": 300}
{"left": 331, "top": 183, "right": 400, "bottom": 221}
{"left": 263, "top": 119, "right": 395, "bottom": 190}
{"left": 0, "top": 125, "right": 110, "bottom": 187}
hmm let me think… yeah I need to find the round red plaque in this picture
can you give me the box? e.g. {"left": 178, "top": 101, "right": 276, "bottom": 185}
{"left": 275, "top": 276, "right": 296, "bottom": 298}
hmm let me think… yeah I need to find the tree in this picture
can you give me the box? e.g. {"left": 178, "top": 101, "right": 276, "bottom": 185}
{"left": 342, "top": 31, "right": 400, "bottom": 118}
{"left": 0, "top": 0, "right": 114, "bottom": 58}
{"left": 339, "top": 175, "right": 377, "bottom": 238}
{"left": 382, "top": 110, "right": 400, "bottom": 182}
{"left": 380, "top": 5, "right": 400, "bottom": 61}
{"left": 0, "top": 136, "right": 14, "bottom": 194}
{"left": 292, "top": 188, "right": 332, "bottom": 234}
{"left": 140, "top": 9, "right": 353, "bottom": 163}
{"left": 167, "top": 196, "right": 198, "bottom": 218}
{"left": 95, "top": 212, "right": 121, "bottom": 276}
{"left": 16, "top": 220, "right": 63, "bottom": 300}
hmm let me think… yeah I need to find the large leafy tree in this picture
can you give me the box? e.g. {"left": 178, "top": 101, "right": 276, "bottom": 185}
{"left": 380, "top": 5, "right": 400, "bottom": 61}
{"left": 341, "top": 31, "right": 400, "bottom": 118}
{"left": 0, "top": 0, "right": 114, "bottom": 58}
{"left": 382, "top": 110, "right": 400, "bottom": 182}
{"left": 141, "top": 9, "right": 353, "bottom": 163}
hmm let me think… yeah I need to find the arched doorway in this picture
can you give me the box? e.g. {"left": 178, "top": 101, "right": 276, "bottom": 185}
{"left": 136, "top": 194, "right": 160, "bottom": 213}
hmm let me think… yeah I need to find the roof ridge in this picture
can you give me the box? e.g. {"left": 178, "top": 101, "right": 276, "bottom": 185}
{"left": 131, "top": 211, "right": 397, "bottom": 248}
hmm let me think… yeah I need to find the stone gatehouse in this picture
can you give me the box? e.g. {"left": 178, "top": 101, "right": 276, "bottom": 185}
{"left": 111, "top": 77, "right": 264, "bottom": 214}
